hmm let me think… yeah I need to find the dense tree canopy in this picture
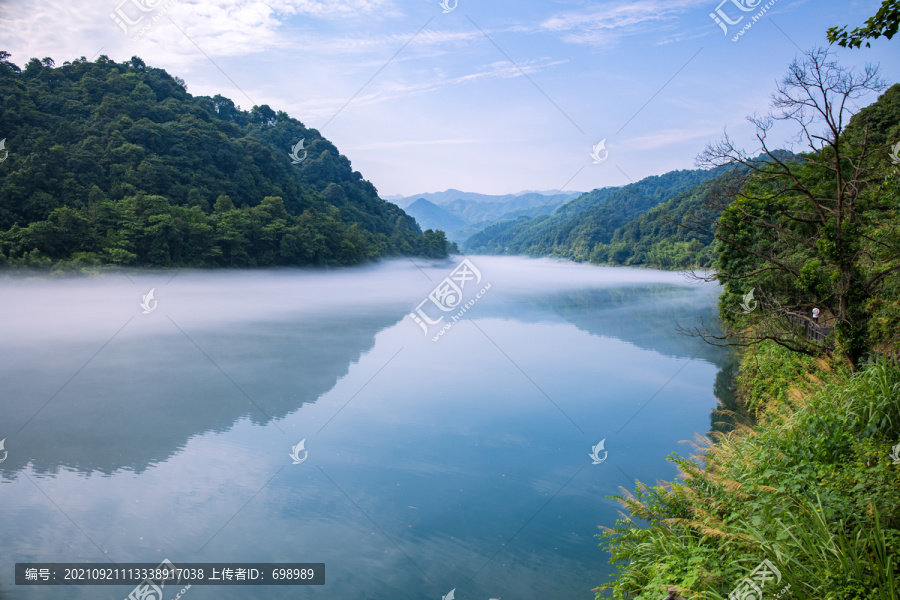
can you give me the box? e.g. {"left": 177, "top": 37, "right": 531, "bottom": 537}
{"left": 589, "top": 172, "right": 739, "bottom": 269}
{"left": 0, "top": 52, "right": 452, "bottom": 268}
{"left": 464, "top": 168, "right": 721, "bottom": 263}
{"left": 694, "top": 51, "right": 900, "bottom": 367}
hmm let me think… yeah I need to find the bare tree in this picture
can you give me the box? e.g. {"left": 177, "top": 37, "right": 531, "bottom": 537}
{"left": 685, "top": 48, "right": 898, "bottom": 366}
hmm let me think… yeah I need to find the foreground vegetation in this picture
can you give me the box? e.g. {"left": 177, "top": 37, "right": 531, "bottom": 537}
{"left": 0, "top": 53, "right": 452, "bottom": 269}
{"left": 597, "top": 343, "right": 900, "bottom": 598}
{"left": 597, "top": 41, "right": 900, "bottom": 599}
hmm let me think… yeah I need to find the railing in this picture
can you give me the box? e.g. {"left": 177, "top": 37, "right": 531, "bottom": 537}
{"left": 783, "top": 315, "right": 899, "bottom": 362}
{"left": 805, "top": 320, "right": 833, "bottom": 343}
{"left": 785, "top": 314, "right": 834, "bottom": 348}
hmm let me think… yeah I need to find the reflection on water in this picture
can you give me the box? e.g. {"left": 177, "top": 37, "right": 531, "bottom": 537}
{"left": 0, "top": 315, "right": 399, "bottom": 476}
{"left": 0, "top": 257, "right": 727, "bottom": 600}
{"left": 520, "top": 284, "right": 724, "bottom": 365}
{"left": 709, "top": 351, "right": 754, "bottom": 437}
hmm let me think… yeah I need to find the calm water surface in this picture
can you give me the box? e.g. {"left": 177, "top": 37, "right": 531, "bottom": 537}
{"left": 0, "top": 256, "right": 727, "bottom": 600}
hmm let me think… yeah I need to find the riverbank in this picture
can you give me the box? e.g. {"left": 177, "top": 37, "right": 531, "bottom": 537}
{"left": 596, "top": 341, "right": 900, "bottom": 598}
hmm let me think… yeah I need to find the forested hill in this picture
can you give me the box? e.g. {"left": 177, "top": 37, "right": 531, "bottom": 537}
{"left": 0, "top": 53, "right": 451, "bottom": 269}
{"left": 589, "top": 169, "right": 744, "bottom": 268}
{"left": 463, "top": 167, "right": 723, "bottom": 261}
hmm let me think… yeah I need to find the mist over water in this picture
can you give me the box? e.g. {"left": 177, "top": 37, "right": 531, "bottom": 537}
{"left": 0, "top": 256, "right": 703, "bottom": 338}
{"left": 0, "top": 256, "right": 725, "bottom": 600}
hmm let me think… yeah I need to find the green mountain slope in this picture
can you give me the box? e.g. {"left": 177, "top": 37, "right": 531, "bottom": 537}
{"left": 404, "top": 198, "right": 467, "bottom": 235}
{"left": 447, "top": 197, "right": 569, "bottom": 243}
{"left": 0, "top": 53, "right": 448, "bottom": 268}
{"left": 463, "top": 168, "right": 721, "bottom": 258}
{"left": 440, "top": 194, "right": 568, "bottom": 224}
{"left": 592, "top": 171, "right": 744, "bottom": 269}
{"left": 392, "top": 189, "right": 577, "bottom": 244}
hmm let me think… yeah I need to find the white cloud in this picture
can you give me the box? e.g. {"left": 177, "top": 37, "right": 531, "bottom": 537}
{"left": 655, "top": 28, "right": 711, "bottom": 45}
{"left": 344, "top": 138, "right": 483, "bottom": 150}
{"left": 0, "top": 0, "right": 407, "bottom": 73}
{"left": 623, "top": 126, "right": 722, "bottom": 150}
{"left": 451, "top": 57, "right": 569, "bottom": 82}
{"left": 540, "top": 0, "right": 709, "bottom": 45}
{"left": 268, "top": 0, "right": 396, "bottom": 18}
{"left": 286, "top": 56, "right": 569, "bottom": 122}
{"left": 276, "top": 28, "right": 485, "bottom": 59}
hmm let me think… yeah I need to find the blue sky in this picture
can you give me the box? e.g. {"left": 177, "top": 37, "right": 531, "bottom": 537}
{"left": 0, "top": 0, "right": 896, "bottom": 197}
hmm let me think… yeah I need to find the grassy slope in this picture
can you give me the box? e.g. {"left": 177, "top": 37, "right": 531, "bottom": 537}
{"left": 597, "top": 342, "right": 900, "bottom": 598}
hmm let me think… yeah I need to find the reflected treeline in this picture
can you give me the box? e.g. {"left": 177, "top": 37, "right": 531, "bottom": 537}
{"left": 537, "top": 284, "right": 728, "bottom": 368}
{"left": 0, "top": 310, "right": 405, "bottom": 478}
{"left": 529, "top": 285, "right": 753, "bottom": 440}
{"left": 485, "top": 284, "right": 739, "bottom": 443}
{"left": 1, "top": 280, "right": 734, "bottom": 479}
{"left": 709, "top": 350, "right": 756, "bottom": 437}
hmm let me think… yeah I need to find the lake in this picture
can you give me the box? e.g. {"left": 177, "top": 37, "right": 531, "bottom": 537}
{"left": 0, "top": 256, "right": 728, "bottom": 600}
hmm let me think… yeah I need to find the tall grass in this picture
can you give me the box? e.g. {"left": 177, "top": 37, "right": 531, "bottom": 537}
{"left": 735, "top": 498, "right": 897, "bottom": 599}
{"left": 596, "top": 347, "right": 900, "bottom": 599}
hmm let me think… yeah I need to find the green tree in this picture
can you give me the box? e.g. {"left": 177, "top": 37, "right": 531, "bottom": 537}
{"left": 0, "top": 51, "right": 447, "bottom": 269}
{"left": 827, "top": 0, "right": 899, "bottom": 48}
{"left": 693, "top": 49, "right": 898, "bottom": 367}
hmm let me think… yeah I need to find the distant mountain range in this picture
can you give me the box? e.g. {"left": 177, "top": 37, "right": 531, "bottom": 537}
{"left": 461, "top": 159, "right": 804, "bottom": 270}
{"left": 387, "top": 189, "right": 585, "bottom": 245}
{"left": 463, "top": 168, "right": 734, "bottom": 269}
{"left": 385, "top": 189, "right": 583, "bottom": 208}
{"left": 384, "top": 166, "right": 750, "bottom": 270}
